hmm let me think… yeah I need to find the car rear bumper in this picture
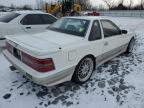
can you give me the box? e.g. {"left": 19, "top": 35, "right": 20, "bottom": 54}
{"left": 3, "top": 50, "right": 75, "bottom": 86}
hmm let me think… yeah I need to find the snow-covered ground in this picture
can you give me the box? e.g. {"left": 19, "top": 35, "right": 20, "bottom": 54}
{"left": 1, "top": 17, "right": 144, "bottom": 108}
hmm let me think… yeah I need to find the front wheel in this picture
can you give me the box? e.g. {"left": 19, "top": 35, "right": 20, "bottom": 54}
{"left": 125, "top": 38, "right": 135, "bottom": 54}
{"left": 72, "top": 57, "right": 94, "bottom": 84}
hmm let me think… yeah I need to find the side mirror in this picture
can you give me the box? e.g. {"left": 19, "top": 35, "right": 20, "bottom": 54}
{"left": 121, "top": 30, "right": 128, "bottom": 34}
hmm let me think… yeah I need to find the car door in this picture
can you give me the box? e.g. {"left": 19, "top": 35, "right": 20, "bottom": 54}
{"left": 20, "top": 14, "right": 56, "bottom": 34}
{"left": 20, "top": 14, "right": 46, "bottom": 34}
{"left": 100, "top": 20, "right": 125, "bottom": 61}
{"left": 88, "top": 20, "right": 104, "bottom": 65}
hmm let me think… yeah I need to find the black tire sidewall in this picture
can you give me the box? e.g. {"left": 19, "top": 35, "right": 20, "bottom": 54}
{"left": 126, "top": 38, "right": 135, "bottom": 54}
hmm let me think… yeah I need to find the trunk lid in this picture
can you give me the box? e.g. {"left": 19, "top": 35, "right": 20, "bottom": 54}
{"left": 6, "top": 30, "right": 83, "bottom": 55}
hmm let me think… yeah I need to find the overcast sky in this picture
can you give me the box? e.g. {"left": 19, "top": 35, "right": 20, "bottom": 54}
{"left": 0, "top": 0, "right": 37, "bottom": 7}
{"left": 90, "top": 0, "right": 141, "bottom": 6}
{"left": 0, "top": 0, "right": 142, "bottom": 8}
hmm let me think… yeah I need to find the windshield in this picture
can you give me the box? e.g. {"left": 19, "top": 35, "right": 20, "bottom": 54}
{"left": 48, "top": 18, "right": 90, "bottom": 37}
{"left": 0, "top": 12, "right": 20, "bottom": 23}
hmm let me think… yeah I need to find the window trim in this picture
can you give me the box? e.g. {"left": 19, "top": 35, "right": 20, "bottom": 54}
{"left": 20, "top": 14, "right": 44, "bottom": 25}
{"left": 100, "top": 19, "right": 121, "bottom": 38}
{"left": 88, "top": 20, "right": 102, "bottom": 41}
{"left": 39, "top": 14, "right": 57, "bottom": 24}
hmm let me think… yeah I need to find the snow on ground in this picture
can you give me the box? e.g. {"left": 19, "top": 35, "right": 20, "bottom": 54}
{"left": 0, "top": 17, "right": 144, "bottom": 108}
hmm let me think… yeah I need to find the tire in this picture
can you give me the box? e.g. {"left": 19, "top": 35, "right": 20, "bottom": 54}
{"left": 72, "top": 57, "right": 94, "bottom": 84}
{"left": 9, "top": 65, "right": 16, "bottom": 71}
{"left": 125, "top": 38, "right": 135, "bottom": 54}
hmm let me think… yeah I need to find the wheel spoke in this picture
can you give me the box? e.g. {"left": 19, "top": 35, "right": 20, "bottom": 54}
{"left": 77, "top": 58, "right": 94, "bottom": 82}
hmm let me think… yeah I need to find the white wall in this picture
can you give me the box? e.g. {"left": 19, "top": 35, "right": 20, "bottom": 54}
{"left": 99, "top": 10, "right": 144, "bottom": 17}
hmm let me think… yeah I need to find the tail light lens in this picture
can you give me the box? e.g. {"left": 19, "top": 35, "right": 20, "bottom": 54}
{"left": 21, "top": 52, "right": 55, "bottom": 73}
{"left": 6, "top": 42, "right": 13, "bottom": 54}
{"left": 5, "top": 42, "right": 55, "bottom": 73}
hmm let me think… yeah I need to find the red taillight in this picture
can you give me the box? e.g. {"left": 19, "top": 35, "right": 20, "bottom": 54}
{"left": 5, "top": 42, "right": 55, "bottom": 73}
{"left": 21, "top": 52, "right": 55, "bottom": 73}
{"left": 6, "top": 42, "right": 13, "bottom": 53}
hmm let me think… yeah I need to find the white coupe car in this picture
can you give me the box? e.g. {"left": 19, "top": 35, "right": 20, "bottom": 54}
{"left": 3, "top": 16, "right": 135, "bottom": 86}
{"left": 0, "top": 11, "right": 57, "bottom": 47}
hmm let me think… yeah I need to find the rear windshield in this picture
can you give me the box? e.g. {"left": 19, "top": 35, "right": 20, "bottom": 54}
{"left": 0, "top": 12, "right": 20, "bottom": 23}
{"left": 48, "top": 18, "right": 90, "bottom": 37}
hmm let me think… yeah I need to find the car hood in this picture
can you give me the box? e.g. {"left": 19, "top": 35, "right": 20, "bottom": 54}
{"left": 6, "top": 30, "right": 83, "bottom": 56}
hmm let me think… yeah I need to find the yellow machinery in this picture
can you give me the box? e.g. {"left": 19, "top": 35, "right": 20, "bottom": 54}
{"left": 45, "top": 0, "right": 81, "bottom": 18}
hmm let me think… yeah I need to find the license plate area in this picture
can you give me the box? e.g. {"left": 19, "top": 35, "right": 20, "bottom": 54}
{"left": 13, "top": 47, "right": 21, "bottom": 60}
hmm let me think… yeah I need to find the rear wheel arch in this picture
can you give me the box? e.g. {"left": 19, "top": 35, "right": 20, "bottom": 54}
{"left": 72, "top": 54, "right": 96, "bottom": 84}
{"left": 77, "top": 54, "right": 96, "bottom": 70}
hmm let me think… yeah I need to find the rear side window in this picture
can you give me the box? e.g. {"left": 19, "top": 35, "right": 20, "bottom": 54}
{"left": 0, "top": 12, "right": 20, "bottom": 23}
{"left": 89, "top": 20, "right": 102, "bottom": 41}
{"left": 21, "top": 14, "right": 43, "bottom": 25}
{"left": 40, "top": 14, "right": 57, "bottom": 24}
{"left": 101, "top": 20, "right": 121, "bottom": 38}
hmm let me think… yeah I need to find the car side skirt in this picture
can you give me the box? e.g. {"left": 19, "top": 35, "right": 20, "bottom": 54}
{"left": 96, "top": 43, "right": 129, "bottom": 67}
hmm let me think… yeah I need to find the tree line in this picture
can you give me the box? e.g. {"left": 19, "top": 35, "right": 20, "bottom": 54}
{"left": 0, "top": 0, "right": 144, "bottom": 12}
{"left": 103, "top": 0, "right": 144, "bottom": 10}
{"left": 0, "top": 4, "right": 32, "bottom": 11}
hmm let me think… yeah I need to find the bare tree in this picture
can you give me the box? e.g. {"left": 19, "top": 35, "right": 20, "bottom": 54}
{"left": 78, "top": 0, "right": 92, "bottom": 10}
{"left": 0, "top": 5, "right": 4, "bottom": 9}
{"left": 103, "top": 0, "right": 115, "bottom": 9}
{"left": 98, "top": 4, "right": 106, "bottom": 10}
{"left": 128, "top": 0, "right": 133, "bottom": 9}
{"left": 140, "top": 0, "right": 144, "bottom": 9}
{"left": 36, "top": 0, "right": 40, "bottom": 10}
{"left": 36, "top": 0, "right": 45, "bottom": 10}
{"left": 22, "top": 5, "right": 32, "bottom": 10}
{"left": 118, "top": 0, "right": 124, "bottom": 5}
{"left": 10, "top": 4, "right": 15, "bottom": 9}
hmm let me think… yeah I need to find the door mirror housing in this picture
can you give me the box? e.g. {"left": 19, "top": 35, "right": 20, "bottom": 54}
{"left": 121, "top": 30, "right": 128, "bottom": 34}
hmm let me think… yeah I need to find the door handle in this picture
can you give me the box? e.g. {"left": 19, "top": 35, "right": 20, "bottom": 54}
{"left": 26, "top": 27, "right": 31, "bottom": 29}
{"left": 104, "top": 42, "right": 108, "bottom": 46}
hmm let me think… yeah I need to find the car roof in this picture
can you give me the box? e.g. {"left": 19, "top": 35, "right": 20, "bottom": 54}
{"left": 14, "top": 10, "right": 46, "bottom": 15}
{"left": 64, "top": 16, "right": 113, "bottom": 20}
